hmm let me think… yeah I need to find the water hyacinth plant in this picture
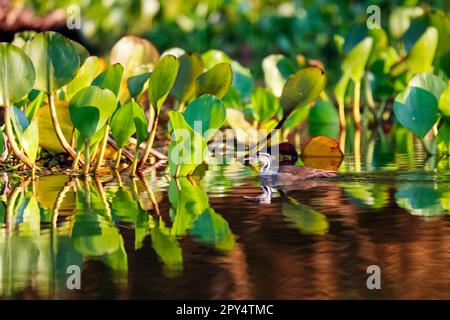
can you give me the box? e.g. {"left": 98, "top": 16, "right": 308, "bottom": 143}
{"left": 0, "top": 4, "right": 449, "bottom": 181}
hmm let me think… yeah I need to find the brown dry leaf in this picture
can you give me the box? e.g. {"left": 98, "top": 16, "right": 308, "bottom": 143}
{"left": 301, "top": 136, "right": 344, "bottom": 170}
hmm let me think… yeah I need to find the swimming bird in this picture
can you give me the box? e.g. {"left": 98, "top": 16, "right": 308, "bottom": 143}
{"left": 249, "top": 152, "right": 337, "bottom": 182}
{"left": 244, "top": 152, "right": 337, "bottom": 204}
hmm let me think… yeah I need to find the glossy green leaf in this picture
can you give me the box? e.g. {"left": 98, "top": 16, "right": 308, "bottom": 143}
{"left": 342, "top": 37, "right": 373, "bottom": 81}
{"left": 168, "top": 111, "right": 207, "bottom": 176}
{"left": 24, "top": 31, "right": 79, "bottom": 94}
{"left": 127, "top": 71, "right": 151, "bottom": 99}
{"left": 407, "top": 27, "right": 438, "bottom": 74}
{"left": 0, "top": 43, "right": 36, "bottom": 105}
{"left": 394, "top": 87, "right": 439, "bottom": 138}
{"left": 189, "top": 208, "right": 235, "bottom": 252}
{"left": 396, "top": 184, "right": 445, "bottom": 217}
{"left": 171, "top": 52, "right": 203, "bottom": 103}
{"left": 111, "top": 100, "right": 147, "bottom": 147}
{"left": 149, "top": 54, "right": 180, "bottom": 112}
{"left": 183, "top": 94, "right": 226, "bottom": 142}
{"left": 167, "top": 178, "right": 210, "bottom": 236}
{"left": 393, "top": 74, "right": 445, "bottom": 138}
{"left": 69, "top": 86, "right": 118, "bottom": 140}
{"left": 282, "top": 202, "right": 329, "bottom": 235}
{"left": 438, "top": 85, "right": 450, "bottom": 120}
{"left": 151, "top": 224, "right": 183, "bottom": 271}
{"left": 195, "top": 62, "right": 232, "bottom": 98}
{"left": 92, "top": 63, "right": 124, "bottom": 96}
{"left": 21, "top": 118, "right": 39, "bottom": 164}
{"left": 280, "top": 67, "right": 327, "bottom": 114}
{"left": 66, "top": 56, "right": 103, "bottom": 99}
{"left": 25, "top": 90, "right": 45, "bottom": 122}
{"left": 437, "top": 122, "right": 450, "bottom": 155}
{"left": 250, "top": 87, "right": 280, "bottom": 123}
{"left": 36, "top": 100, "right": 73, "bottom": 153}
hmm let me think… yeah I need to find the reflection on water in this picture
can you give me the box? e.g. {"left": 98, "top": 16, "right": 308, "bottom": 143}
{"left": 1, "top": 126, "right": 450, "bottom": 299}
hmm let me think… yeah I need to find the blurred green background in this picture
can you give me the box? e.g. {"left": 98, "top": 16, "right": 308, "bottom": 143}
{"left": 17, "top": 1, "right": 448, "bottom": 77}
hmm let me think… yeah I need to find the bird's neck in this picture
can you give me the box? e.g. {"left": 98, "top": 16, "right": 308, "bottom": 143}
{"left": 259, "top": 158, "right": 273, "bottom": 174}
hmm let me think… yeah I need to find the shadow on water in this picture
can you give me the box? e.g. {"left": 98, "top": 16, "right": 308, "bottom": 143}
{"left": 1, "top": 126, "right": 450, "bottom": 299}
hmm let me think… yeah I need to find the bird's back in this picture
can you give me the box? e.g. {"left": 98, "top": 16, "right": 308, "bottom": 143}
{"left": 276, "top": 165, "right": 337, "bottom": 180}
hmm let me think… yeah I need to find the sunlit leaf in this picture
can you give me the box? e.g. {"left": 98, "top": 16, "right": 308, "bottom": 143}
{"left": 195, "top": 62, "right": 232, "bottom": 98}
{"left": 24, "top": 31, "right": 79, "bottom": 94}
{"left": 0, "top": 43, "right": 36, "bottom": 105}
{"left": 280, "top": 67, "right": 326, "bottom": 114}
{"left": 183, "top": 94, "right": 226, "bottom": 142}
{"left": 149, "top": 54, "right": 180, "bottom": 112}
{"left": 171, "top": 52, "right": 203, "bottom": 104}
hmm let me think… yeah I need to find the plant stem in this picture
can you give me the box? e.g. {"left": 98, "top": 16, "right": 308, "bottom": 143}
{"left": 72, "top": 150, "right": 81, "bottom": 170}
{"left": 174, "top": 165, "right": 181, "bottom": 177}
{"left": 83, "top": 139, "right": 91, "bottom": 176}
{"left": 130, "top": 149, "right": 139, "bottom": 177}
{"left": 4, "top": 103, "right": 33, "bottom": 168}
{"left": 177, "top": 100, "right": 186, "bottom": 112}
{"left": 31, "top": 165, "right": 36, "bottom": 180}
{"left": 353, "top": 81, "right": 361, "bottom": 129}
{"left": 115, "top": 148, "right": 122, "bottom": 169}
{"left": 48, "top": 94, "right": 77, "bottom": 159}
{"left": 138, "top": 112, "right": 159, "bottom": 169}
{"left": 93, "top": 123, "right": 110, "bottom": 173}
{"left": 338, "top": 101, "right": 346, "bottom": 129}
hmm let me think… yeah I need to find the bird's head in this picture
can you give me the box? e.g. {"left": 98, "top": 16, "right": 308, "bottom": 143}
{"left": 247, "top": 152, "right": 272, "bottom": 172}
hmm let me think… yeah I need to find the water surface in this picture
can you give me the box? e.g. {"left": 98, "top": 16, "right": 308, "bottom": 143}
{"left": 1, "top": 127, "right": 450, "bottom": 299}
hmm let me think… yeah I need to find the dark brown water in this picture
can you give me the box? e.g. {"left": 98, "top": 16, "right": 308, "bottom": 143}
{"left": 1, "top": 127, "right": 450, "bottom": 299}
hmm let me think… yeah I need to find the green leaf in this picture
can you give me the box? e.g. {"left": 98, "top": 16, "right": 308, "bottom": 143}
{"left": 262, "top": 54, "right": 299, "bottom": 96}
{"left": 171, "top": 52, "right": 203, "bottom": 104}
{"left": 151, "top": 224, "right": 183, "bottom": 271}
{"left": 408, "top": 73, "right": 447, "bottom": 100}
{"left": 282, "top": 202, "right": 329, "bottom": 235}
{"left": 0, "top": 43, "right": 36, "bottom": 105}
{"left": 201, "top": 50, "right": 253, "bottom": 100}
{"left": 283, "top": 107, "right": 310, "bottom": 129}
{"left": 149, "top": 54, "right": 180, "bottom": 112}
{"left": 195, "top": 62, "right": 232, "bottom": 99}
{"left": 37, "top": 100, "right": 73, "bottom": 153}
{"left": 183, "top": 94, "right": 226, "bottom": 142}
{"left": 280, "top": 67, "right": 327, "bottom": 114}
{"left": 393, "top": 74, "right": 445, "bottom": 138}
{"left": 69, "top": 86, "right": 118, "bottom": 140}
{"left": 407, "top": 27, "right": 438, "bottom": 74}
{"left": 250, "top": 87, "right": 280, "bottom": 123}
{"left": 168, "top": 111, "right": 207, "bottom": 176}
{"left": 111, "top": 100, "right": 147, "bottom": 147}
{"left": 189, "top": 208, "right": 235, "bottom": 252}
{"left": 25, "top": 90, "right": 45, "bottom": 122}
{"left": 127, "top": 72, "right": 151, "bottom": 99}
{"left": 11, "top": 105, "right": 29, "bottom": 141}
{"left": 166, "top": 178, "right": 210, "bottom": 236}
{"left": 394, "top": 87, "right": 439, "bottom": 138}
{"left": 437, "top": 122, "right": 450, "bottom": 155}
{"left": 24, "top": 31, "right": 80, "bottom": 94}
{"left": 92, "top": 63, "right": 124, "bottom": 96}
{"left": 202, "top": 49, "right": 232, "bottom": 68}
{"left": 342, "top": 37, "right": 373, "bottom": 81}
{"left": 66, "top": 56, "right": 103, "bottom": 100}
{"left": 438, "top": 85, "right": 450, "bottom": 121}
{"left": 396, "top": 184, "right": 445, "bottom": 217}
{"left": 21, "top": 118, "right": 39, "bottom": 164}
{"left": 12, "top": 30, "right": 37, "bottom": 48}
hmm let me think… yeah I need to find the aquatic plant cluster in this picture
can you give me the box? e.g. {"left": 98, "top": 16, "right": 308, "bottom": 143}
{"left": 0, "top": 5, "right": 449, "bottom": 180}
